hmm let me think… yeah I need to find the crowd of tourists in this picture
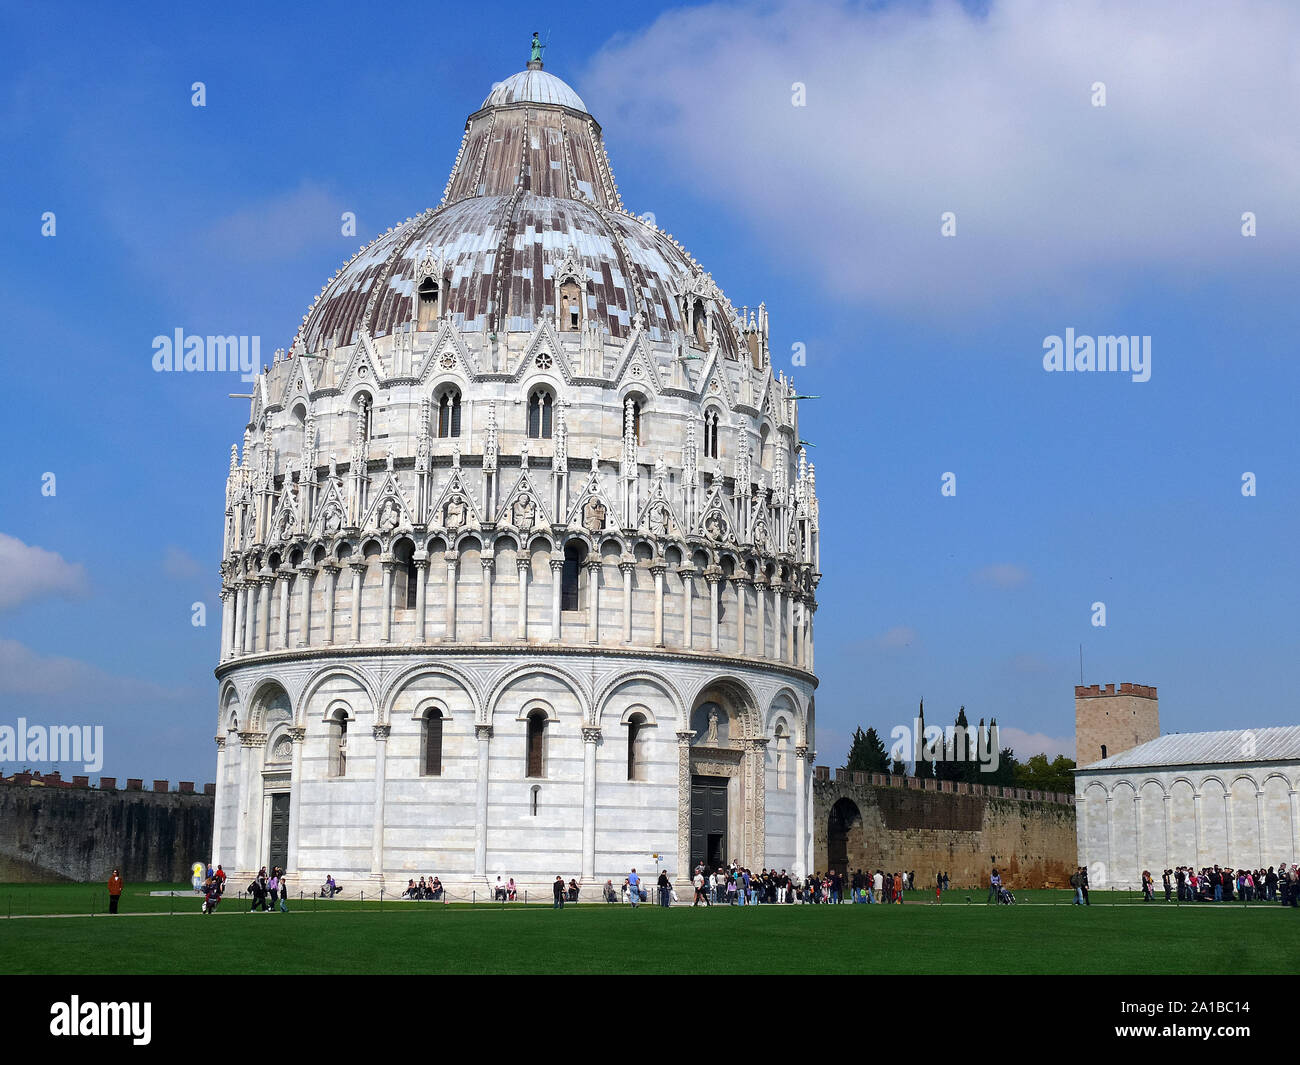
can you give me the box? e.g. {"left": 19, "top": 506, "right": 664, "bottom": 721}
{"left": 1155, "top": 864, "right": 1300, "bottom": 904}
{"left": 401, "top": 876, "right": 445, "bottom": 900}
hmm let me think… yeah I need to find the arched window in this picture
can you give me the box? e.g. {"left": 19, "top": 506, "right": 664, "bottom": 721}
{"left": 527, "top": 389, "right": 554, "bottom": 439}
{"left": 329, "top": 710, "right": 348, "bottom": 778}
{"left": 774, "top": 722, "right": 789, "bottom": 790}
{"left": 561, "top": 541, "right": 584, "bottom": 611}
{"left": 704, "top": 410, "right": 720, "bottom": 460}
{"left": 417, "top": 276, "right": 439, "bottom": 331}
{"left": 559, "top": 279, "right": 582, "bottom": 331}
{"left": 627, "top": 712, "right": 647, "bottom": 781}
{"left": 1101, "top": 744, "right": 1107, "bottom": 760}
{"left": 422, "top": 707, "right": 443, "bottom": 777}
{"left": 526, "top": 709, "right": 547, "bottom": 778}
{"left": 437, "top": 389, "right": 461, "bottom": 438}
{"left": 628, "top": 399, "right": 642, "bottom": 445}
{"left": 759, "top": 424, "right": 771, "bottom": 470}
{"left": 394, "top": 539, "right": 417, "bottom": 610}
{"left": 355, "top": 395, "right": 374, "bottom": 440}
{"left": 691, "top": 299, "right": 708, "bottom": 347}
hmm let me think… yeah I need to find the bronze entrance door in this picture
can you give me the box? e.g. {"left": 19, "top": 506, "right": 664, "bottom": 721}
{"left": 268, "top": 793, "right": 290, "bottom": 871}
{"left": 690, "top": 776, "right": 728, "bottom": 871}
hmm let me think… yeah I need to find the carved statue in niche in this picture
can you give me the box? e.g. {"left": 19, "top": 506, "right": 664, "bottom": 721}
{"left": 649, "top": 504, "right": 670, "bottom": 538}
{"left": 512, "top": 491, "right": 536, "bottom": 530}
{"left": 275, "top": 508, "right": 294, "bottom": 543}
{"left": 705, "top": 513, "right": 726, "bottom": 542}
{"left": 705, "top": 706, "right": 719, "bottom": 744}
{"left": 583, "top": 495, "right": 606, "bottom": 532}
{"left": 443, "top": 494, "right": 467, "bottom": 530}
{"left": 378, "top": 499, "right": 400, "bottom": 532}
{"left": 323, "top": 506, "right": 343, "bottom": 537}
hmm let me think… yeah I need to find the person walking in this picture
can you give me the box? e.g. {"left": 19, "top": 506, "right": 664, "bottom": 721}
{"left": 692, "top": 868, "right": 709, "bottom": 906}
{"left": 987, "top": 867, "right": 1001, "bottom": 904}
{"left": 107, "top": 869, "right": 124, "bottom": 915}
{"left": 628, "top": 868, "right": 641, "bottom": 908}
{"left": 657, "top": 869, "right": 672, "bottom": 907}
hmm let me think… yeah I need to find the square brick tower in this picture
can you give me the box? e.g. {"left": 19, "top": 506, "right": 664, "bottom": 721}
{"left": 1075, "top": 682, "right": 1159, "bottom": 766}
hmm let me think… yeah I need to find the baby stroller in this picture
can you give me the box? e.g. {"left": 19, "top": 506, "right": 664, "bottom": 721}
{"left": 997, "top": 886, "right": 1016, "bottom": 905}
{"left": 201, "top": 877, "right": 223, "bottom": 915}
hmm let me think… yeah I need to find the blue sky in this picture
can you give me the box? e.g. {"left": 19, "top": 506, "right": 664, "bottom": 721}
{"left": 2, "top": 0, "right": 1298, "bottom": 783}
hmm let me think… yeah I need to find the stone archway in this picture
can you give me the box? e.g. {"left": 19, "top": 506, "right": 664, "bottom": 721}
{"left": 827, "top": 797, "right": 862, "bottom": 875}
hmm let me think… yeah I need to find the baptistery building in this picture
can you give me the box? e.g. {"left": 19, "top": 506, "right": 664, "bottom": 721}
{"left": 212, "top": 48, "right": 821, "bottom": 895}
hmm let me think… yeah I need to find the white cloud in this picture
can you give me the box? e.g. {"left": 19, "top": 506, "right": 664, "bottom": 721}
{"left": 586, "top": 0, "right": 1300, "bottom": 311}
{"left": 0, "top": 639, "right": 186, "bottom": 702}
{"left": 871, "top": 624, "right": 919, "bottom": 650}
{"left": 995, "top": 724, "right": 1075, "bottom": 761}
{"left": 0, "top": 533, "right": 87, "bottom": 610}
{"left": 201, "top": 181, "right": 352, "bottom": 263}
{"left": 162, "top": 546, "right": 205, "bottom": 581}
{"left": 973, "top": 563, "right": 1030, "bottom": 589}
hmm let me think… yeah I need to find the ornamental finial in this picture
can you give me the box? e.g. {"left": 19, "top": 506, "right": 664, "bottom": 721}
{"left": 529, "top": 31, "right": 545, "bottom": 69}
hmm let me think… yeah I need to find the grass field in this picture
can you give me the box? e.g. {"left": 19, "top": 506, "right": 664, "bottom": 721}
{"left": 1, "top": 882, "right": 1296, "bottom": 974}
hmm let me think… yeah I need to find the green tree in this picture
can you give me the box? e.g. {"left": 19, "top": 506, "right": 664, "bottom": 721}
{"left": 845, "top": 726, "right": 889, "bottom": 773}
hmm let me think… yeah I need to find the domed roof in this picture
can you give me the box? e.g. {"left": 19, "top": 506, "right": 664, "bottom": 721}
{"left": 482, "top": 68, "right": 588, "bottom": 113}
{"left": 293, "top": 51, "right": 740, "bottom": 359}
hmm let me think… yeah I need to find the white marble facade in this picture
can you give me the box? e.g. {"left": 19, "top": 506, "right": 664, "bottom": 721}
{"left": 1075, "top": 728, "right": 1300, "bottom": 889}
{"left": 211, "top": 56, "right": 820, "bottom": 894}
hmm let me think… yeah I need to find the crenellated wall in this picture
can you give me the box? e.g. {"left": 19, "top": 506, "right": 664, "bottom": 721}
{"left": 813, "top": 772, "right": 1077, "bottom": 889}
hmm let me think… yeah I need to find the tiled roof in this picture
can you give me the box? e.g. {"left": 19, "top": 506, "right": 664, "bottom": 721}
{"left": 1078, "top": 726, "right": 1300, "bottom": 771}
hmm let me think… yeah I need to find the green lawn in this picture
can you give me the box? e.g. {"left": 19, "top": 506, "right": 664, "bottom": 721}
{"left": 1, "top": 882, "right": 1296, "bottom": 974}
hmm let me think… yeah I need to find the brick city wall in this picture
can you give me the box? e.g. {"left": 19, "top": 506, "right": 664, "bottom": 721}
{"left": 813, "top": 769, "right": 1077, "bottom": 889}
{"left": 0, "top": 776, "right": 214, "bottom": 882}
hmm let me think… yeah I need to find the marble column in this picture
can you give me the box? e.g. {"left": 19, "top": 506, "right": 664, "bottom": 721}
{"left": 276, "top": 571, "right": 292, "bottom": 650}
{"left": 443, "top": 551, "right": 458, "bottom": 642}
{"left": 1255, "top": 788, "right": 1266, "bottom": 866}
{"left": 706, "top": 571, "right": 721, "bottom": 652}
{"left": 585, "top": 560, "right": 601, "bottom": 643}
{"left": 413, "top": 557, "right": 428, "bottom": 642}
{"left": 785, "top": 590, "right": 796, "bottom": 665}
{"left": 550, "top": 558, "right": 564, "bottom": 641}
{"left": 754, "top": 576, "right": 767, "bottom": 659}
{"left": 620, "top": 559, "right": 635, "bottom": 644}
{"left": 379, "top": 558, "right": 395, "bottom": 643}
{"left": 1289, "top": 789, "right": 1300, "bottom": 858}
{"left": 676, "top": 730, "right": 695, "bottom": 890}
{"left": 236, "top": 731, "right": 266, "bottom": 874}
{"left": 297, "top": 565, "right": 315, "bottom": 647}
{"left": 1133, "top": 794, "right": 1143, "bottom": 885}
{"left": 651, "top": 564, "right": 666, "bottom": 647}
{"left": 581, "top": 726, "right": 600, "bottom": 880}
{"left": 678, "top": 567, "right": 694, "bottom": 650}
{"left": 370, "top": 724, "right": 390, "bottom": 884}
{"left": 773, "top": 582, "right": 785, "bottom": 662}
{"left": 474, "top": 724, "right": 492, "bottom": 877}
{"left": 794, "top": 745, "right": 808, "bottom": 879}
{"left": 1193, "top": 790, "right": 1204, "bottom": 869}
{"left": 349, "top": 562, "right": 365, "bottom": 643}
{"left": 1105, "top": 795, "right": 1115, "bottom": 886}
{"left": 212, "top": 737, "right": 226, "bottom": 863}
{"left": 481, "top": 557, "right": 495, "bottom": 641}
{"left": 1163, "top": 792, "right": 1173, "bottom": 871}
{"left": 286, "top": 726, "right": 306, "bottom": 875}
{"left": 733, "top": 577, "right": 747, "bottom": 655}
{"left": 258, "top": 575, "right": 272, "bottom": 652}
{"left": 321, "top": 562, "right": 339, "bottom": 645}
{"left": 220, "top": 590, "right": 233, "bottom": 661}
{"left": 516, "top": 558, "right": 530, "bottom": 640}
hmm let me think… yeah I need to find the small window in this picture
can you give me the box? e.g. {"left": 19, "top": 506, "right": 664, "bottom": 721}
{"left": 423, "top": 708, "right": 443, "bottom": 777}
{"left": 329, "top": 711, "right": 348, "bottom": 778}
{"left": 418, "top": 276, "right": 439, "bottom": 331}
{"left": 1101, "top": 744, "right": 1107, "bottom": 759}
{"left": 394, "top": 540, "right": 417, "bottom": 610}
{"left": 691, "top": 299, "right": 708, "bottom": 347}
{"left": 528, "top": 389, "right": 553, "bottom": 439}
{"left": 526, "top": 710, "right": 547, "bottom": 778}
{"left": 437, "top": 390, "right": 461, "bottom": 438}
{"left": 704, "top": 410, "right": 720, "bottom": 460}
{"left": 627, "top": 712, "right": 647, "bottom": 781}
{"left": 561, "top": 541, "right": 584, "bottom": 611}
{"left": 559, "top": 279, "right": 581, "bottom": 332}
